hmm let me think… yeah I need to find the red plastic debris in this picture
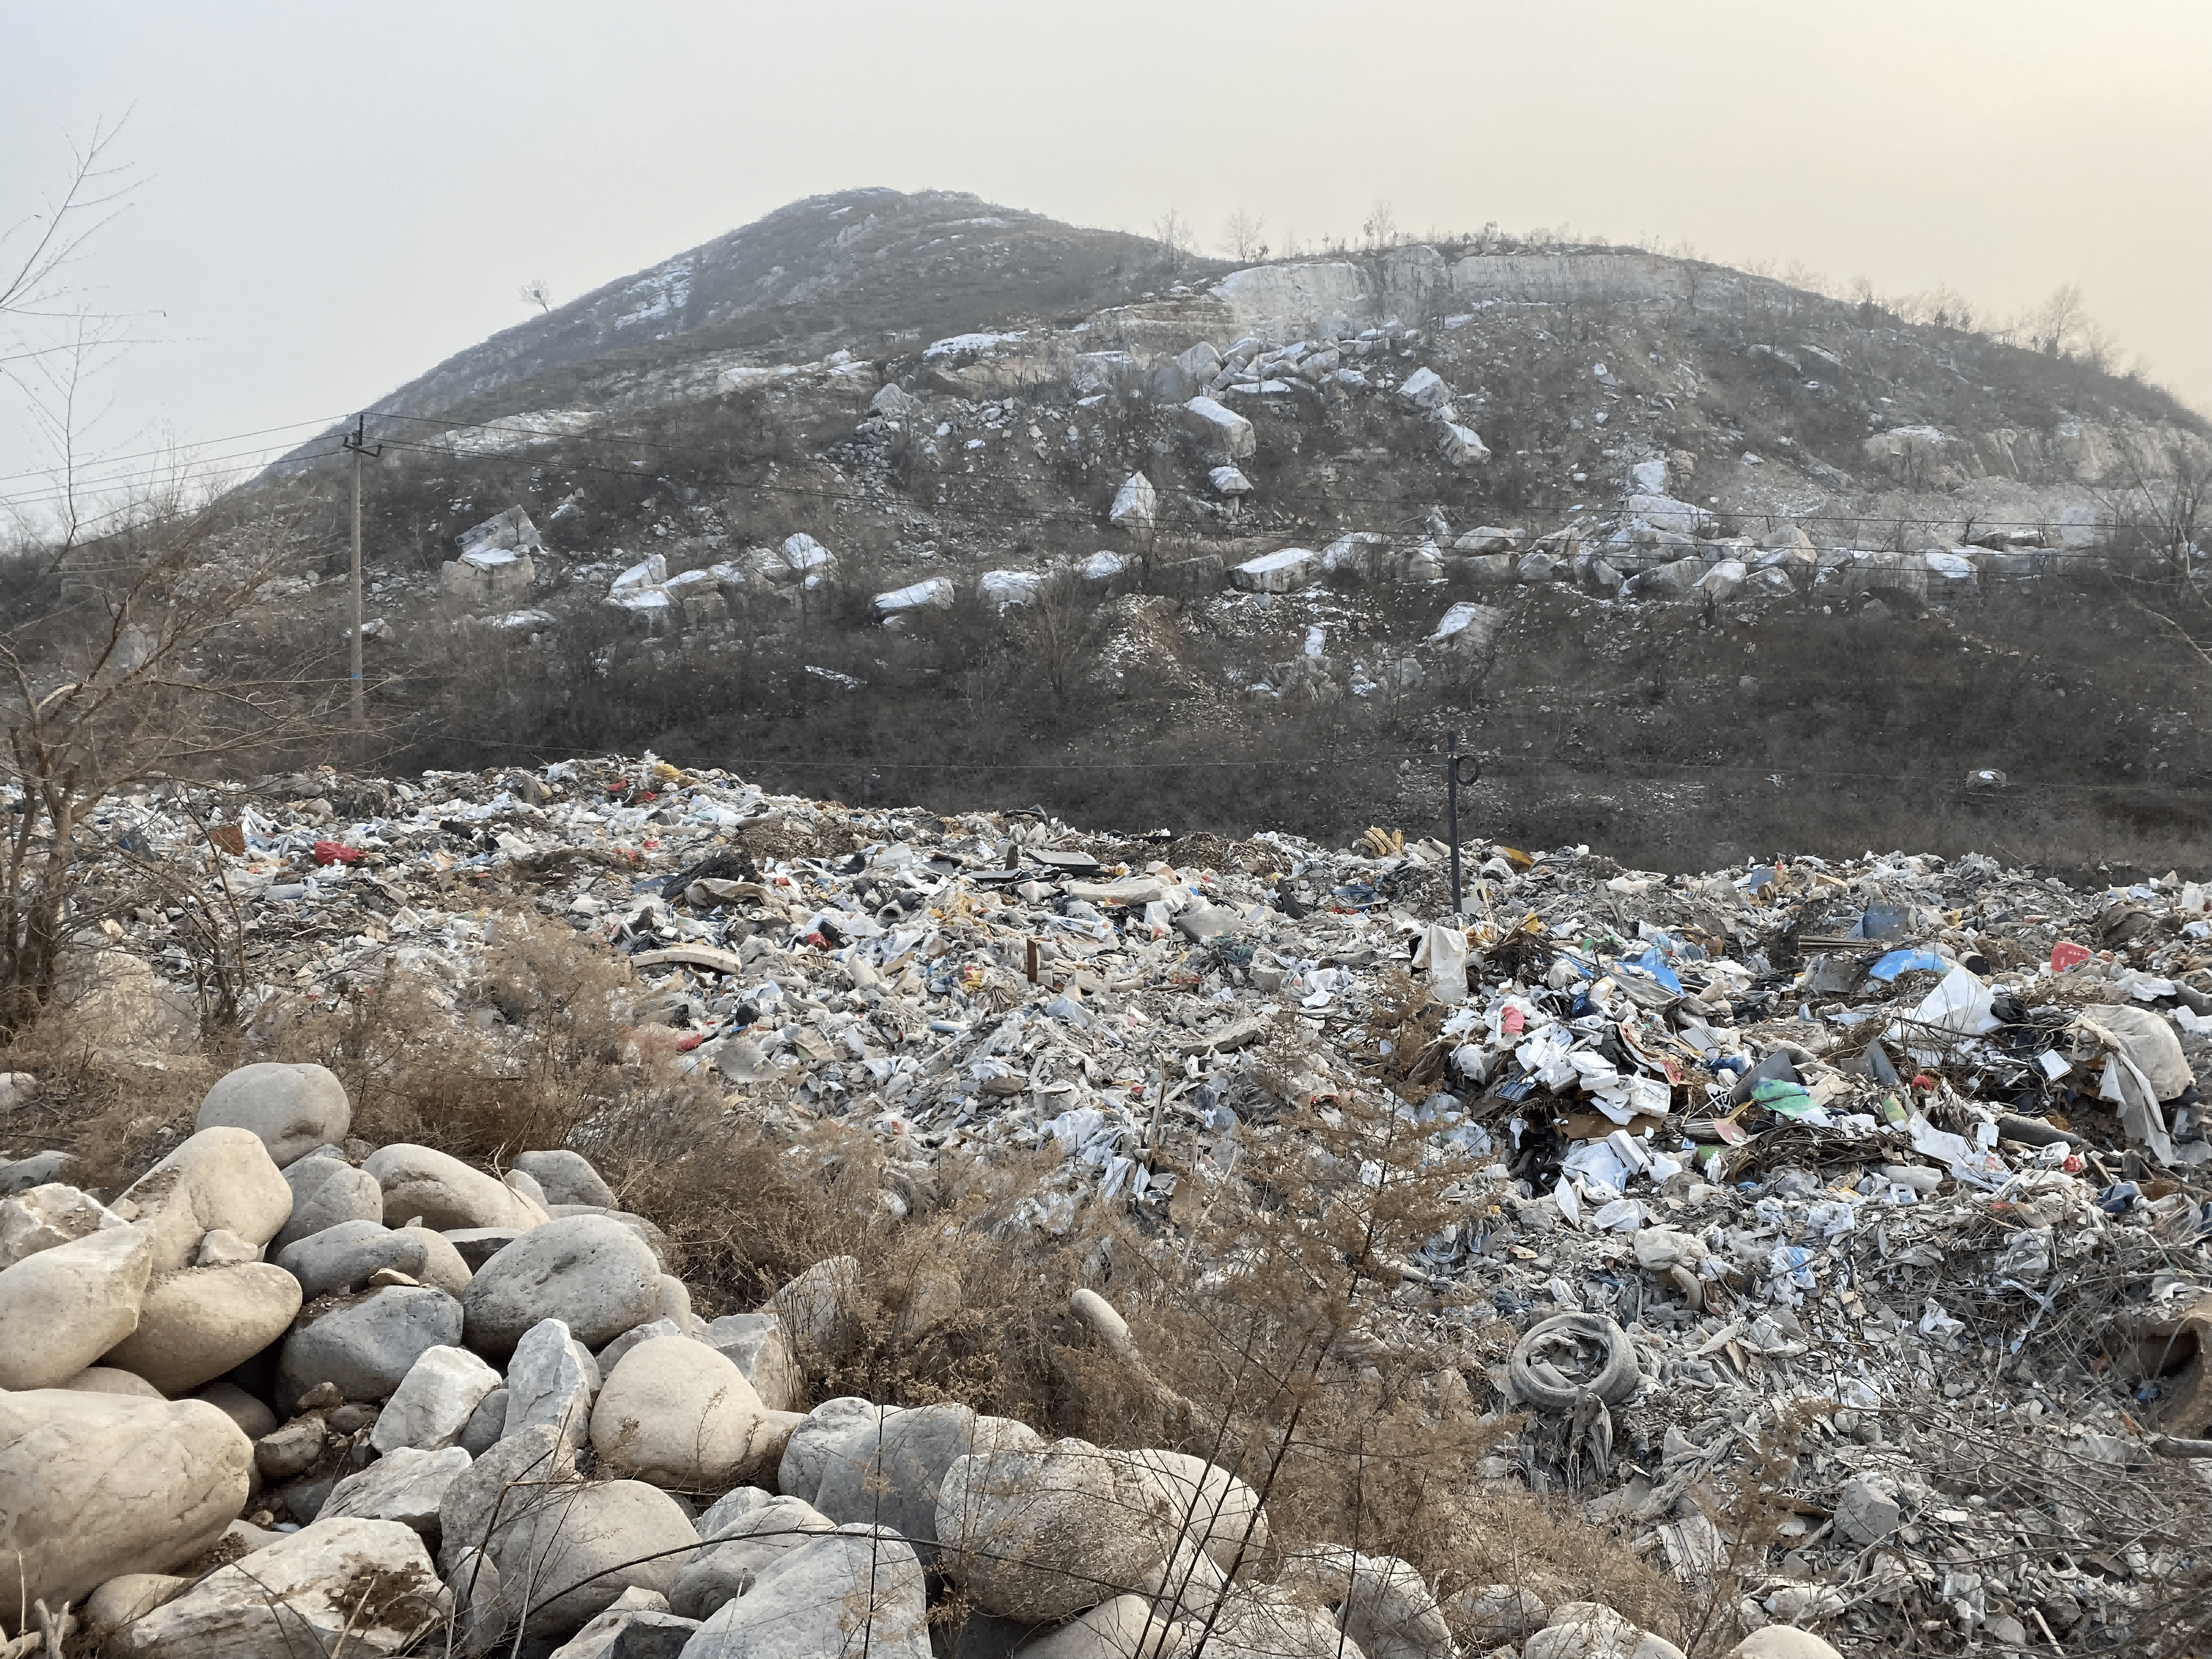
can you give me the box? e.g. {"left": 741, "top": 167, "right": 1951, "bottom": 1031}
{"left": 312, "top": 840, "right": 362, "bottom": 866}
{"left": 2051, "top": 941, "right": 2091, "bottom": 973}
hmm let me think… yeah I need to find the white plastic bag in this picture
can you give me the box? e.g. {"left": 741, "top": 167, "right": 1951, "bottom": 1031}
{"left": 1419, "top": 920, "right": 1470, "bottom": 1005}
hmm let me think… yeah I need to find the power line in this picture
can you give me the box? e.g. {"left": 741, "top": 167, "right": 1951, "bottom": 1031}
{"left": 0, "top": 414, "right": 351, "bottom": 486}
{"left": 0, "top": 444, "right": 348, "bottom": 511}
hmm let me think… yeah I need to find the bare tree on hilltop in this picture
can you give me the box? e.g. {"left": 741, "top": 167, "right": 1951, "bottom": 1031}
{"left": 1150, "top": 208, "right": 1194, "bottom": 276}
{"left": 1223, "top": 207, "right": 1268, "bottom": 264}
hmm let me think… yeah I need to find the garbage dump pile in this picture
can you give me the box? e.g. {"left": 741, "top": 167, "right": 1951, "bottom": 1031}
{"left": 8, "top": 759, "right": 2212, "bottom": 1657}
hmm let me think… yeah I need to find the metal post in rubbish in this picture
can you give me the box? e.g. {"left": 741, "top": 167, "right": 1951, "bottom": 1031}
{"left": 1429, "top": 732, "right": 1478, "bottom": 916}
{"left": 340, "top": 415, "right": 383, "bottom": 748}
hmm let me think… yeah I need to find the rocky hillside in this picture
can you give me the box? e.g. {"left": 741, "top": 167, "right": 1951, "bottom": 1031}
{"left": 215, "top": 191, "right": 2212, "bottom": 874}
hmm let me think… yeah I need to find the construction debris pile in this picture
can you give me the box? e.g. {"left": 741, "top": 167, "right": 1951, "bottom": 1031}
{"left": 8, "top": 757, "right": 2212, "bottom": 1656}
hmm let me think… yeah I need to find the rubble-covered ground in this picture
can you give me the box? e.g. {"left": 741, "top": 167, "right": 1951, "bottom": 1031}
{"left": 12, "top": 758, "right": 2212, "bottom": 1655}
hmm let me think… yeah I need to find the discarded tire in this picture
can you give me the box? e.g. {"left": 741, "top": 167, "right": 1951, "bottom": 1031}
{"left": 1509, "top": 1314, "right": 1639, "bottom": 1411}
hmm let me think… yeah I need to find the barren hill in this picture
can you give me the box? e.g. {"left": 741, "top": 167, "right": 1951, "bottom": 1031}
{"left": 226, "top": 191, "right": 2212, "bottom": 874}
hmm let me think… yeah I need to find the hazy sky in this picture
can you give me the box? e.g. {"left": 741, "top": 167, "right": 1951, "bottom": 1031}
{"left": 3, "top": 0, "right": 2205, "bottom": 501}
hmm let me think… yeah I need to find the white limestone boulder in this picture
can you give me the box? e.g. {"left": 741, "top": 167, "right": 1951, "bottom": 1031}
{"left": 319, "top": 1445, "right": 472, "bottom": 1534}
{"left": 462, "top": 1214, "right": 661, "bottom": 1361}
{"left": 588, "top": 1334, "right": 765, "bottom": 1489}
{"left": 373, "top": 1343, "right": 504, "bottom": 1453}
{"left": 363, "top": 1143, "right": 542, "bottom": 1233}
{"left": 0, "top": 1223, "right": 153, "bottom": 1389}
{"left": 0, "top": 1389, "right": 252, "bottom": 1620}
{"left": 103, "top": 1261, "right": 303, "bottom": 1395}
{"left": 504, "top": 1316, "right": 603, "bottom": 1447}
{"left": 120, "top": 1126, "right": 294, "bottom": 1273}
{"left": 194, "top": 1062, "right": 352, "bottom": 1167}
{"left": 110, "top": 1515, "right": 448, "bottom": 1659}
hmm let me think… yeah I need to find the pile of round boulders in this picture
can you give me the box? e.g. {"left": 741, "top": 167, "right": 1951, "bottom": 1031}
{"left": 0, "top": 1063, "right": 1841, "bottom": 1659}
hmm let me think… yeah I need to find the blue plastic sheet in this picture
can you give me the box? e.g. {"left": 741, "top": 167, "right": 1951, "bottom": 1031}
{"left": 1868, "top": 947, "right": 1946, "bottom": 983}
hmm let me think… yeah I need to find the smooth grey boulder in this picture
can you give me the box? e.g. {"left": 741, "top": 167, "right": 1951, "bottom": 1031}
{"left": 437, "top": 1423, "right": 574, "bottom": 1574}
{"left": 278, "top": 1284, "right": 465, "bottom": 1403}
{"left": 462, "top": 1214, "right": 661, "bottom": 1361}
{"left": 0, "top": 1223, "right": 153, "bottom": 1389}
{"left": 83, "top": 1573, "right": 191, "bottom": 1637}
{"left": 103, "top": 1261, "right": 303, "bottom": 1395}
{"left": 1018, "top": 1594, "right": 1185, "bottom": 1659}
{"left": 653, "top": 1273, "right": 692, "bottom": 1330}
{"left": 667, "top": 1492, "right": 835, "bottom": 1618}
{"left": 110, "top": 1515, "right": 448, "bottom": 1659}
{"left": 278, "top": 1220, "right": 420, "bottom": 1300}
{"left": 777, "top": 1397, "right": 902, "bottom": 1502}
{"left": 271, "top": 1163, "right": 382, "bottom": 1254}
{"left": 364, "top": 1143, "right": 540, "bottom": 1232}
{"left": 319, "top": 1444, "right": 471, "bottom": 1534}
{"left": 1446, "top": 1584, "right": 1549, "bottom": 1647}
{"left": 1199, "top": 1584, "right": 1352, "bottom": 1659}
{"left": 280, "top": 1144, "right": 349, "bottom": 1205}
{"left": 703, "top": 1313, "right": 802, "bottom": 1412}
{"left": 0, "top": 1149, "right": 76, "bottom": 1194}
{"left": 810, "top": 1402, "right": 1041, "bottom": 1567}
{"left": 544, "top": 1206, "right": 672, "bottom": 1271}
{"left": 514, "top": 1148, "right": 617, "bottom": 1208}
{"left": 120, "top": 1127, "right": 294, "bottom": 1274}
{"left": 681, "top": 1524, "right": 927, "bottom": 1658}
{"left": 492, "top": 1477, "right": 698, "bottom": 1638}
{"left": 371, "top": 1343, "right": 504, "bottom": 1453}
{"left": 459, "top": 1387, "right": 509, "bottom": 1456}
{"left": 693, "top": 1485, "right": 774, "bottom": 1541}
{"left": 395, "top": 1224, "right": 473, "bottom": 1296}
{"left": 589, "top": 1335, "right": 765, "bottom": 1489}
{"left": 0, "top": 1389, "right": 252, "bottom": 1620}
{"left": 194, "top": 1380, "right": 278, "bottom": 1441}
{"left": 504, "top": 1166, "right": 550, "bottom": 1211}
{"left": 935, "top": 1437, "right": 1177, "bottom": 1624}
{"left": 1283, "top": 1549, "right": 1451, "bottom": 1659}
{"left": 596, "top": 1316, "right": 684, "bottom": 1378}
{"left": 195, "top": 1062, "right": 352, "bottom": 1167}
{"left": 542, "top": 1588, "right": 689, "bottom": 1659}
{"left": 505, "top": 1316, "right": 602, "bottom": 1447}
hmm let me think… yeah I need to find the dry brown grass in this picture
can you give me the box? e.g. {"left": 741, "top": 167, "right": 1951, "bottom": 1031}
{"left": 0, "top": 995, "right": 225, "bottom": 1190}
{"left": 598, "top": 1077, "right": 1697, "bottom": 1646}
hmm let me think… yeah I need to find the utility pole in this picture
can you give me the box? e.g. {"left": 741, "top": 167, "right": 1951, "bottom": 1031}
{"left": 1428, "top": 731, "right": 1479, "bottom": 916}
{"left": 340, "top": 416, "right": 382, "bottom": 748}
